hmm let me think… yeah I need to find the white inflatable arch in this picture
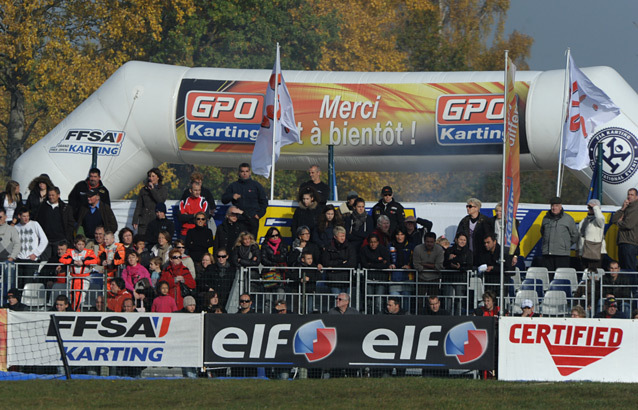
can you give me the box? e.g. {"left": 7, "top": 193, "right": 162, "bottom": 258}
{"left": 13, "top": 61, "right": 638, "bottom": 204}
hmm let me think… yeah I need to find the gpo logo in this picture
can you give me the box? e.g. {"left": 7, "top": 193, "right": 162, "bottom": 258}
{"left": 444, "top": 322, "right": 489, "bottom": 364}
{"left": 588, "top": 127, "right": 638, "bottom": 184}
{"left": 293, "top": 320, "right": 337, "bottom": 363}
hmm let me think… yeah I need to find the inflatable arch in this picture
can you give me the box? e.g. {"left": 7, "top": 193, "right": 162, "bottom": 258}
{"left": 12, "top": 62, "right": 638, "bottom": 205}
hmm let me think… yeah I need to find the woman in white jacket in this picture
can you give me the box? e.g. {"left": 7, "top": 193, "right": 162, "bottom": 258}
{"left": 578, "top": 199, "right": 606, "bottom": 270}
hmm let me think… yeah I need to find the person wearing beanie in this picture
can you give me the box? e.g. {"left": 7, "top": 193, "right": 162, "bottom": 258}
{"left": 339, "top": 190, "right": 359, "bottom": 216}
{"left": 145, "top": 202, "right": 175, "bottom": 248}
{"left": 5, "top": 288, "right": 27, "bottom": 311}
{"left": 181, "top": 295, "right": 197, "bottom": 313}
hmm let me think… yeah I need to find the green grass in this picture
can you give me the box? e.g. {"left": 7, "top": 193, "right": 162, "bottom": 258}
{"left": 0, "top": 378, "right": 636, "bottom": 409}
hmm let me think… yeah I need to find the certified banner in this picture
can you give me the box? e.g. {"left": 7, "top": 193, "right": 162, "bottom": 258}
{"left": 204, "top": 314, "right": 495, "bottom": 369}
{"left": 8, "top": 312, "right": 203, "bottom": 367}
{"left": 499, "top": 317, "right": 636, "bottom": 382}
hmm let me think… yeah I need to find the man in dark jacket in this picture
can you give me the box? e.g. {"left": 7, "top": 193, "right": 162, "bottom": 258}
{"left": 299, "top": 165, "right": 330, "bottom": 206}
{"left": 456, "top": 197, "right": 494, "bottom": 267}
{"left": 221, "top": 163, "right": 268, "bottom": 238}
{"left": 36, "top": 186, "right": 75, "bottom": 264}
{"left": 76, "top": 189, "right": 117, "bottom": 240}
{"left": 372, "top": 186, "right": 405, "bottom": 235}
{"left": 322, "top": 226, "right": 357, "bottom": 294}
{"left": 214, "top": 206, "right": 249, "bottom": 252}
{"left": 540, "top": 196, "right": 578, "bottom": 271}
{"left": 68, "top": 168, "right": 111, "bottom": 220}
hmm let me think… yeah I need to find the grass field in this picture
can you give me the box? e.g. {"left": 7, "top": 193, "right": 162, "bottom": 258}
{"left": 1, "top": 378, "right": 636, "bottom": 408}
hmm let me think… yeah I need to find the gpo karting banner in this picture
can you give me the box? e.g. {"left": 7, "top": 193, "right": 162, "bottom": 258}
{"left": 7, "top": 312, "right": 203, "bottom": 367}
{"left": 204, "top": 315, "right": 495, "bottom": 369}
{"left": 499, "top": 317, "right": 636, "bottom": 382}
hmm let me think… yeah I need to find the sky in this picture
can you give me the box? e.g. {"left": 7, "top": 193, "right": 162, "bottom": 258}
{"left": 506, "top": 0, "right": 638, "bottom": 90}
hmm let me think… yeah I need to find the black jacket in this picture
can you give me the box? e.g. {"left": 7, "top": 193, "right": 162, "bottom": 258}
{"left": 68, "top": 179, "right": 110, "bottom": 220}
{"left": 291, "top": 202, "right": 322, "bottom": 237}
{"left": 360, "top": 244, "right": 391, "bottom": 280}
{"left": 456, "top": 213, "right": 494, "bottom": 266}
{"left": 221, "top": 178, "right": 268, "bottom": 218}
{"left": 372, "top": 199, "right": 405, "bottom": 233}
{"left": 36, "top": 199, "right": 75, "bottom": 243}
{"left": 322, "top": 239, "right": 357, "bottom": 282}
{"left": 185, "top": 225, "right": 214, "bottom": 264}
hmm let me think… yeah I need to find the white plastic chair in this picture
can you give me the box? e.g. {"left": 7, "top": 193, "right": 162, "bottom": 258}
{"left": 541, "top": 290, "right": 568, "bottom": 316}
{"left": 512, "top": 290, "right": 539, "bottom": 316}
{"left": 554, "top": 267, "right": 578, "bottom": 294}
{"left": 525, "top": 267, "right": 550, "bottom": 291}
{"left": 22, "top": 283, "right": 46, "bottom": 311}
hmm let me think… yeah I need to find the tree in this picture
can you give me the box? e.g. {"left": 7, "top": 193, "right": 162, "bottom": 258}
{"left": 0, "top": 0, "right": 194, "bottom": 176}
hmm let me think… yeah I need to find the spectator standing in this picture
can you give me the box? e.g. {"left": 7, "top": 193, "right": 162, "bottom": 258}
{"left": 36, "top": 187, "right": 75, "bottom": 262}
{"left": 0, "top": 180, "right": 22, "bottom": 226}
{"left": 197, "top": 251, "right": 236, "bottom": 307}
{"left": 321, "top": 226, "right": 357, "bottom": 294}
{"left": 15, "top": 208, "right": 48, "bottom": 284}
{"left": 0, "top": 208, "right": 19, "bottom": 263}
{"left": 221, "top": 163, "right": 268, "bottom": 239}
{"left": 611, "top": 188, "right": 638, "bottom": 272}
{"left": 288, "top": 226, "right": 322, "bottom": 268}
{"left": 59, "top": 235, "right": 99, "bottom": 311}
{"left": 151, "top": 231, "right": 172, "bottom": 267}
{"left": 578, "top": 198, "right": 606, "bottom": 270}
{"left": 76, "top": 189, "right": 117, "bottom": 240}
{"left": 68, "top": 168, "right": 110, "bottom": 220}
{"left": 26, "top": 174, "right": 54, "bottom": 218}
{"left": 404, "top": 215, "right": 433, "bottom": 247}
{"left": 180, "top": 171, "right": 217, "bottom": 219}
{"left": 185, "top": 211, "right": 214, "bottom": 265}
{"left": 344, "top": 198, "right": 373, "bottom": 251}
{"left": 312, "top": 205, "right": 344, "bottom": 249}
{"left": 145, "top": 203, "right": 175, "bottom": 248}
{"left": 299, "top": 165, "right": 330, "bottom": 207}
{"left": 214, "top": 206, "right": 250, "bottom": 253}
{"left": 131, "top": 167, "right": 170, "bottom": 237}
{"left": 118, "top": 227, "right": 134, "bottom": 249}
{"left": 456, "top": 198, "right": 494, "bottom": 267}
{"left": 151, "top": 280, "right": 178, "bottom": 313}
{"left": 177, "top": 183, "right": 209, "bottom": 238}
{"left": 291, "top": 187, "right": 322, "bottom": 237}
{"left": 121, "top": 251, "right": 151, "bottom": 294}
{"left": 372, "top": 186, "right": 405, "bottom": 235}
{"left": 339, "top": 191, "right": 359, "bottom": 217}
{"left": 540, "top": 196, "right": 578, "bottom": 271}
{"left": 159, "top": 249, "right": 196, "bottom": 310}
{"left": 413, "top": 232, "right": 444, "bottom": 285}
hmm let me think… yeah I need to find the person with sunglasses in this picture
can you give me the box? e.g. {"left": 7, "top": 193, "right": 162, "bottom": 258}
{"left": 173, "top": 238, "right": 196, "bottom": 279}
{"left": 372, "top": 186, "right": 405, "bottom": 235}
{"left": 328, "top": 292, "right": 359, "bottom": 315}
{"left": 456, "top": 197, "right": 494, "bottom": 267}
{"left": 197, "top": 250, "right": 236, "bottom": 307}
{"left": 237, "top": 293, "right": 254, "bottom": 314}
{"left": 185, "top": 211, "right": 214, "bottom": 267}
{"left": 159, "top": 248, "right": 196, "bottom": 310}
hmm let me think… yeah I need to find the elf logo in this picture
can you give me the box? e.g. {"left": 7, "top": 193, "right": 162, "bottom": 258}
{"left": 444, "top": 322, "right": 489, "bottom": 364}
{"left": 47, "top": 315, "right": 172, "bottom": 339}
{"left": 509, "top": 323, "right": 623, "bottom": 376}
{"left": 293, "top": 320, "right": 337, "bottom": 363}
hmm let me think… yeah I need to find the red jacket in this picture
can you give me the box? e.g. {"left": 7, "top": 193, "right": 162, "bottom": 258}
{"left": 107, "top": 288, "right": 132, "bottom": 312}
{"left": 159, "top": 263, "right": 196, "bottom": 309}
{"left": 179, "top": 196, "right": 208, "bottom": 236}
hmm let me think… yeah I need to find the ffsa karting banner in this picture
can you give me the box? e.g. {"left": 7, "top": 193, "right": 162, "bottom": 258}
{"left": 7, "top": 312, "right": 203, "bottom": 367}
{"left": 499, "top": 317, "right": 637, "bottom": 382}
{"left": 204, "top": 315, "right": 495, "bottom": 369}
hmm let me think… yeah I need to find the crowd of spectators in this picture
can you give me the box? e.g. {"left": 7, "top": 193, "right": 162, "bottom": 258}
{"left": 1, "top": 164, "right": 637, "bottom": 319}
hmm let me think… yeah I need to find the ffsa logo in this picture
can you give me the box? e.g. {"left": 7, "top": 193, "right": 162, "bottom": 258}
{"left": 48, "top": 129, "right": 125, "bottom": 156}
{"left": 47, "top": 315, "right": 172, "bottom": 338}
{"left": 444, "top": 322, "right": 489, "bottom": 364}
{"left": 293, "top": 320, "right": 337, "bottom": 363}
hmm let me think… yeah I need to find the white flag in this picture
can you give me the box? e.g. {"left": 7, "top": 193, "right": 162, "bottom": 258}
{"left": 562, "top": 55, "right": 621, "bottom": 170}
{"left": 251, "top": 46, "right": 300, "bottom": 178}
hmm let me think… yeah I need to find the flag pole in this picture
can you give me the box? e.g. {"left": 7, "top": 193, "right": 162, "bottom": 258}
{"left": 499, "top": 50, "right": 508, "bottom": 313}
{"left": 556, "top": 48, "right": 571, "bottom": 196}
{"left": 270, "top": 43, "right": 280, "bottom": 201}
